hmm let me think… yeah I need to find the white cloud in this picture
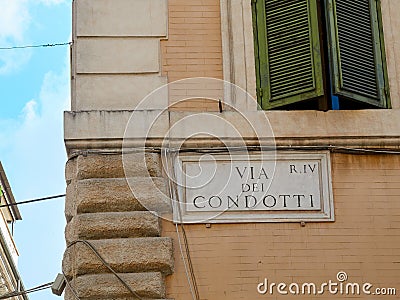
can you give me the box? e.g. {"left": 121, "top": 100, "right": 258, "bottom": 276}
{"left": 0, "top": 0, "right": 31, "bottom": 74}
{"left": 0, "top": 0, "right": 30, "bottom": 41}
{"left": 22, "top": 100, "right": 38, "bottom": 122}
{"left": 0, "top": 49, "right": 32, "bottom": 75}
{"left": 0, "top": 2, "right": 69, "bottom": 297}
{"left": 0, "top": 0, "right": 66, "bottom": 74}
{"left": 3, "top": 50, "right": 70, "bottom": 198}
{"left": 36, "top": 0, "right": 66, "bottom": 5}
{"left": 0, "top": 38, "right": 71, "bottom": 300}
{"left": 0, "top": 49, "right": 70, "bottom": 300}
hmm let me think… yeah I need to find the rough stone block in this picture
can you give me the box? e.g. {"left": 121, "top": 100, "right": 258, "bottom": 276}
{"left": 75, "top": 177, "right": 171, "bottom": 214}
{"left": 69, "top": 272, "right": 165, "bottom": 299}
{"left": 76, "top": 153, "right": 162, "bottom": 179}
{"left": 65, "top": 158, "right": 77, "bottom": 182}
{"left": 65, "top": 289, "right": 171, "bottom": 300}
{"left": 63, "top": 237, "right": 174, "bottom": 277}
{"left": 126, "top": 177, "right": 172, "bottom": 213}
{"left": 65, "top": 211, "right": 160, "bottom": 243}
{"left": 65, "top": 180, "right": 77, "bottom": 222}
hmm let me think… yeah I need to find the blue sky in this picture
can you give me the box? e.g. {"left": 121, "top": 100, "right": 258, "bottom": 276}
{"left": 0, "top": 0, "right": 71, "bottom": 299}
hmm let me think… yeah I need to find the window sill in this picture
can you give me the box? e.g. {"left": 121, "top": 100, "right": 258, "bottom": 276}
{"left": 263, "top": 109, "right": 400, "bottom": 147}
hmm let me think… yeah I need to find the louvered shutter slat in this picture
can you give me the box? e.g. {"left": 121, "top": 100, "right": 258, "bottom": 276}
{"left": 327, "top": 0, "right": 389, "bottom": 107}
{"left": 337, "top": 0, "right": 377, "bottom": 97}
{"left": 254, "top": 0, "right": 324, "bottom": 109}
{"left": 267, "top": 0, "right": 312, "bottom": 99}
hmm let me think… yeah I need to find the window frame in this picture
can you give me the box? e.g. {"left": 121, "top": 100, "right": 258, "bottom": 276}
{"left": 253, "top": 0, "right": 326, "bottom": 109}
{"left": 251, "top": 0, "right": 390, "bottom": 110}
{"left": 326, "top": 0, "right": 390, "bottom": 108}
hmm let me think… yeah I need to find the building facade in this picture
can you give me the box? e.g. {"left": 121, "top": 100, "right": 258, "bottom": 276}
{"left": 64, "top": 0, "right": 400, "bottom": 299}
{"left": 0, "top": 162, "right": 28, "bottom": 300}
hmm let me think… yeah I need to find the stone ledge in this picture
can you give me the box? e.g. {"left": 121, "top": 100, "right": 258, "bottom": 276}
{"left": 67, "top": 272, "right": 165, "bottom": 299}
{"left": 64, "top": 110, "right": 400, "bottom": 149}
{"left": 66, "top": 211, "right": 160, "bottom": 243}
{"left": 63, "top": 237, "right": 174, "bottom": 277}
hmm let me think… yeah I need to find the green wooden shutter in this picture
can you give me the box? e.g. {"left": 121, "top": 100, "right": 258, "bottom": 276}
{"left": 327, "top": 0, "right": 389, "bottom": 107}
{"left": 253, "top": 0, "right": 324, "bottom": 109}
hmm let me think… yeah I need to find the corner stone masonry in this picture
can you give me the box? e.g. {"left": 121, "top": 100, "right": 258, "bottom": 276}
{"left": 63, "top": 152, "right": 174, "bottom": 300}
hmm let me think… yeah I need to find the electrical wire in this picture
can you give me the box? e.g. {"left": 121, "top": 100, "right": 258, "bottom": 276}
{"left": 62, "top": 272, "right": 80, "bottom": 300}
{"left": 179, "top": 223, "right": 200, "bottom": 300}
{"left": 68, "top": 144, "right": 400, "bottom": 161}
{"left": 164, "top": 149, "right": 200, "bottom": 300}
{"left": 175, "top": 223, "right": 197, "bottom": 300}
{"left": 66, "top": 240, "right": 144, "bottom": 300}
{"left": 0, "top": 42, "right": 72, "bottom": 50}
{"left": 164, "top": 149, "right": 197, "bottom": 300}
{"left": 0, "top": 282, "right": 53, "bottom": 299}
{"left": 0, "top": 194, "right": 65, "bottom": 208}
{"left": 67, "top": 148, "right": 162, "bottom": 161}
{"left": 161, "top": 135, "right": 197, "bottom": 300}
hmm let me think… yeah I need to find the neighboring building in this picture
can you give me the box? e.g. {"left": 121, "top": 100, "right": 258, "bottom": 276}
{"left": 0, "top": 162, "right": 28, "bottom": 299}
{"left": 64, "top": 0, "right": 400, "bottom": 299}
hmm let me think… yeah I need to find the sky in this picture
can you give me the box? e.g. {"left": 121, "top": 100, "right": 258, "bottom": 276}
{"left": 0, "top": 0, "right": 71, "bottom": 299}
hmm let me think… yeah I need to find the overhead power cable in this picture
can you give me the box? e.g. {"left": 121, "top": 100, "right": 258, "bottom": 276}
{"left": 66, "top": 240, "right": 144, "bottom": 300}
{"left": 62, "top": 272, "right": 80, "bottom": 300}
{"left": 163, "top": 149, "right": 200, "bottom": 300}
{"left": 0, "top": 194, "right": 65, "bottom": 208}
{"left": 0, "top": 42, "right": 72, "bottom": 50}
{"left": 0, "top": 282, "right": 53, "bottom": 300}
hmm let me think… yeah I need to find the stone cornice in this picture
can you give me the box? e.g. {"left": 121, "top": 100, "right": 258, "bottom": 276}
{"left": 65, "top": 110, "right": 400, "bottom": 152}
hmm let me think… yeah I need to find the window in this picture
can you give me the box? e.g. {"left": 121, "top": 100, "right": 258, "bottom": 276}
{"left": 252, "top": 0, "right": 390, "bottom": 110}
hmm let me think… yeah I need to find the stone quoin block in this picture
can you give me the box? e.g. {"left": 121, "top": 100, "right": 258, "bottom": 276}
{"left": 65, "top": 287, "right": 173, "bottom": 300}
{"left": 65, "top": 158, "right": 77, "bottom": 182}
{"left": 65, "top": 211, "right": 161, "bottom": 243}
{"left": 69, "top": 272, "right": 165, "bottom": 299}
{"left": 65, "top": 179, "right": 77, "bottom": 222}
{"left": 63, "top": 237, "right": 174, "bottom": 277}
{"left": 75, "top": 153, "right": 162, "bottom": 180}
{"left": 65, "top": 289, "right": 172, "bottom": 300}
{"left": 74, "top": 177, "right": 170, "bottom": 214}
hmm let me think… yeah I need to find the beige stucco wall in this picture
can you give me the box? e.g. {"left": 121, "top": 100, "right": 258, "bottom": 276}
{"left": 163, "top": 153, "right": 400, "bottom": 299}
